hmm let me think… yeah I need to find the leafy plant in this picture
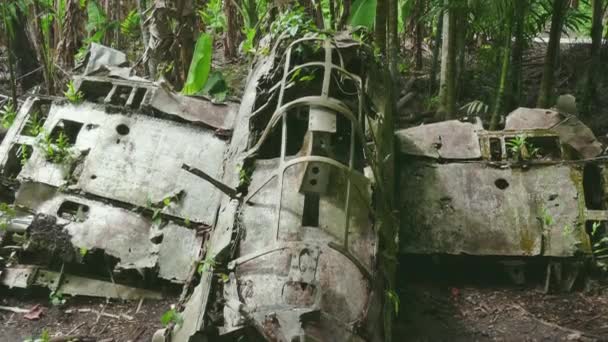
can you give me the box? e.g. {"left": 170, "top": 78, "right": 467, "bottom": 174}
{"left": 0, "top": 101, "right": 17, "bottom": 128}
{"left": 590, "top": 221, "right": 608, "bottom": 271}
{"left": 506, "top": 135, "right": 540, "bottom": 161}
{"left": 386, "top": 289, "right": 400, "bottom": 316}
{"left": 289, "top": 67, "right": 317, "bottom": 84}
{"left": 562, "top": 224, "right": 574, "bottom": 237}
{"left": 0, "top": 202, "right": 16, "bottom": 231}
{"left": 37, "top": 130, "right": 74, "bottom": 164}
{"left": 25, "top": 111, "right": 44, "bottom": 137}
{"left": 238, "top": 165, "right": 252, "bottom": 187}
{"left": 538, "top": 206, "right": 553, "bottom": 237}
{"left": 198, "top": 0, "right": 226, "bottom": 34}
{"left": 49, "top": 291, "right": 66, "bottom": 306}
{"left": 241, "top": 27, "right": 257, "bottom": 56}
{"left": 201, "top": 71, "right": 229, "bottom": 102}
{"left": 161, "top": 307, "right": 183, "bottom": 327}
{"left": 145, "top": 193, "right": 183, "bottom": 225}
{"left": 540, "top": 207, "right": 554, "bottom": 226}
{"left": 20, "top": 144, "right": 30, "bottom": 166}
{"left": 197, "top": 255, "right": 217, "bottom": 275}
{"left": 182, "top": 33, "right": 213, "bottom": 96}
{"left": 75, "top": 0, "right": 116, "bottom": 63}
{"left": 460, "top": 100, "right": 489, "bottom": 116}
{"left": 591, "top": 221, "right": 601, "bottom": 236}
{"left": 424, "top": 95, "right": 441, "bottom": 111}
{"left": 64, "top": 81, "right": 84, "bottom": 104}
{"left": 270, "top": 5, "right": 316, "bottom": 37}
{"left": 349, "top": 0, "right": 377, "bottom": 29}
{"left": 23, "top": 329, "right": 51, "bottom": 342}
{"left": 120, "top": 9, "right": 140, "bottom": 38}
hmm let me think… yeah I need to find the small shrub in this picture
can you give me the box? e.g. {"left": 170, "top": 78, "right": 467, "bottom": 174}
{"left": 37, "top": 130, "right": 74, "bottom": 164}
{"left": 49, "top": 291, "right": 66, "bottom": 306}
{"left": 64, "top": 81, "right": 84, "bottom": 104}
{"left": 0, "top": 202, "right": 16, "bottom": 231}
{"left": 25, "top": 111, "right": 44, "bottom": 137}
{"left": 506, "top": 135, "right": 540, "bottom": 161}
{"left": 161, "top": 307, "right": 183, "bottom": 327}
{"left": 120, "top": 9, "right": 140, "bottom": 38}
{"left": 0, "top": 101, "right": 17, "bottom": 129}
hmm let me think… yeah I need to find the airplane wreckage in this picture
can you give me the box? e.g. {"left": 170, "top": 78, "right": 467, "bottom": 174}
{"left": 0, "top": 32, "right": 607, "bottom": 341}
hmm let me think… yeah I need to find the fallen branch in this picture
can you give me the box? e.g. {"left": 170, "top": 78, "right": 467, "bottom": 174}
{"left": 64, "top": 308, "right": 129, "bottom": 320}
{"left": 397, "top": 92, "right": 416, "bottom": 111}
{"left": 66, "top": 321, "right": 87, "bottom": 336}
{"left": 135, "top": 298, "right": 144, "bottom": 314}
{"left": 0, "top": 305, "right": 30, "bottom": 313}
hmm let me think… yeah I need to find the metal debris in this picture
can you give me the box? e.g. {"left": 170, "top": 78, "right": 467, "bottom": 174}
{"left": 1, "top": 266, "right": 161, "bottom": 300}
{"left": 0, "top": 45, "right": 237, "bottom": 302}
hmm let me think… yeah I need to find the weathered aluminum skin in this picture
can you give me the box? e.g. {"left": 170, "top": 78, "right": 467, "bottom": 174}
{"left": 0, "top": 75, "right": 236, "bottom": 284}
{"left": 227, "top": 37, "right": 381, "bottom": 341}
{"left": 399, "top": 162, "right": 585, "bottom": 256}
{"left": 397, "top": 115, "right": 604, "bottom": 258}
{"left": 166, "top": 36, "right": 385, "bottom": 342}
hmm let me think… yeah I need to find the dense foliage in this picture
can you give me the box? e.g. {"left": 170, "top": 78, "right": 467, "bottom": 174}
{"left": 0, "top": 0, "right": 607, "bottom": 123}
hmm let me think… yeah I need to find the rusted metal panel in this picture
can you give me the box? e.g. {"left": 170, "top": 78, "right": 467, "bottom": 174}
{"left": 11, "top": 101, "right": 228, "bottom": 226}
{"left": 147, "top": 86, "right": 237, "bottom": 130}
{"left": 399, "top": 161, "right": 583, "bottom": 256}
{"left": 1, "top": 266, "right": 162, "bottom": 300}
{"left": 396, "top": 120, "right": 483, "bottom": 159}
{"left": 157, "top": 224, "right": 202, "bottom": 282}
{"left": 505, "top": 107, "right": 603, "bottom": 158}
{"left": 15, "top": 182, "right": 200, "bottom": 278}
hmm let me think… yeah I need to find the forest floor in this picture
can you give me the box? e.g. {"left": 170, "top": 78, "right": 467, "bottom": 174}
{"left": 395, "top": 282, "right": 608, "bottom": 342}
{"left": 0, "top": 288, "right": 176, "bottom": 341}
{"left": 393, "top": 257, "right": 608, "bottom": 342}
{"left": 2, "top": 280, "right": 608, "bottom": 341}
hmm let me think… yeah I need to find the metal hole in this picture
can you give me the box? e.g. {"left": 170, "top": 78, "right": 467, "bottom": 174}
{"left": 116, "top": 124, "right": 130, "bottom": 135}
{"left": 495, "top": 178, "right": 509, "bottom": 190}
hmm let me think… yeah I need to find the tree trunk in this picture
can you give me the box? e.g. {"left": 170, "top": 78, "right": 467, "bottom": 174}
{"left": 387, "top": 0, "right": 399, "bottom": 76}
{"left": 437, "top": 1, "right": 456, "bottom": 119}
{"left": 10, "top": 8, "right": 40, "bottom": 93}
{"left": 412, "top": 0, "right": 425, "bottom": 70}
{"left": 490, "top": 4, "right": 514, "bottom": 130}
{"left": 581, "top": 0, "right": 604, "bottom": 115}
{"left": 137, "top": 0, "right": 150, "bottom": 49}
{"left": 508, "top": 0, "right": 526, "bottom": 112}
{"left": 429, "top": 0, "right": 443, "bottom": 94}
{"left": 329, "top": 0, "right": 336, "bottom": 30}
{"left": 375, "top": 0, "right": 387, "bottom": 54}
{"left": 176, "top": 0, "right": 196, "bottom": 88}
{"left": 537, "top": 0, "right": 567, "bottom": 108}
{"left": 32, "top": 2, "right": 54, "bottom": 95}
{"left": 338, "top": 0, "right": 351, "bottom": 29}
{"left": 314, "top": 0, "right": 325, "bottom": 29}
{"left": 455, "top": 4, "right": 467, "bottom": 101}
{"left": 56, "top": 0, "right": 83, "bottom": 68}
{"left": 224, "top": 0, "right": 241, "bottom": 59}
{"left": 5, "top": 30, "right": 18, "bottom": 104}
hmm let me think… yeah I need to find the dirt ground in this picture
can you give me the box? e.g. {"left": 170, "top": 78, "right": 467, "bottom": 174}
{"left": 3, "top": 277, "right": 608, "bottom": 341}
{"left": 394, "top": 256, "right": 608, "bottom": 342}
{"left": 395, "top": 282, "right": 608, "bottom": 342}
{"left": 0, "top": 289, "right": 177, "bottom": 342}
